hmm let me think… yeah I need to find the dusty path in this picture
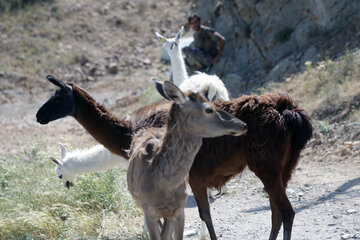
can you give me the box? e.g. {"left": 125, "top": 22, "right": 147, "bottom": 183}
{"left": 1, "top": 89, "right": 360, "bottom": 240}
{"left": 183, "top": 159, "right": 360, "bottom": 240}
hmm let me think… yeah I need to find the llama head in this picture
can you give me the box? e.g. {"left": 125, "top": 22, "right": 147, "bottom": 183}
{"left": 155, "top": 26, "right": 183, "bottom": 57}
{"left": 49, "top": 144, "right": 75, "bottom": 188}
{"left": 36, "top": 75, "right": 75, "bottom": 124}
{"left": 154, "top": 79, "right": 247, "bottom": 137}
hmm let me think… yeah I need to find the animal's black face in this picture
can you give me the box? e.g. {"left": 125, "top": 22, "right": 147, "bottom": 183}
{"left": 36, "top": 75, "right": 75, "bottom": 124}
{"left": 65, "top": 181, "right": 74, "bottom": 188}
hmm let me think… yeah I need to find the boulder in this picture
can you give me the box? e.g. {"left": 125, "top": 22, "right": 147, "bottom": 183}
{"left": 189, "top": 0, "right": 359, "bottom": 93}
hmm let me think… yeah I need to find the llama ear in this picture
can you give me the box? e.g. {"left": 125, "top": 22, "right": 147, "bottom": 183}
{"left": 49, "top": 156, "right": 60, "bottom": 165}
{"left": 153, "top": 78, "right": 171, "bottom": 101}
{"left": 47, "top": 75, "right": 69, "bottom": 90}
{"left": 59, "top": 143, "right": 67, "bottom": 158}
{"left": 155, "top": 32, "right": 166, "bottom": 43}
{"left": 175, "top": 26, "right": 184, "bottom": 43}
{"left": 163, "top": 80, "right": 186, "bottom": 104}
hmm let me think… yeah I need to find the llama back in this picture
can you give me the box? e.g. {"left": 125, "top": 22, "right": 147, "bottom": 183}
{"left": 180, "top": 72, "right": 230, "bottom": 102}
{"left": 63, "top": 144, "right": 128, "bottom": 171}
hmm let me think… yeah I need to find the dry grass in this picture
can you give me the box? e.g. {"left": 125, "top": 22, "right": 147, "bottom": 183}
{"left": 260, "top": 50, "right": 360, "bottom": 122}
{"left": 0, "top": 140, "right": 145, "bottom": 239}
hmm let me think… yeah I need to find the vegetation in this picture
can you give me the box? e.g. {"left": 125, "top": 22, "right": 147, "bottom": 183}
{"left": 260, "top": 50, "right": 360, "bottom": 122}
{"left": 140, "top": 81, "right": 164, "bottom": 106}
{"left": 0, "top": 141, "right": 145, "bottom": 239}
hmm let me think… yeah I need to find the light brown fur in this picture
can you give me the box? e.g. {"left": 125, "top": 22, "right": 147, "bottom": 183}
{"left": 126, "top": 83, "right": 247, "bottom": 240}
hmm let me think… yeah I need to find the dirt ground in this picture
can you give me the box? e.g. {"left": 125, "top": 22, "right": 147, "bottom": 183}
{"left": 1, "top": 79, "right": 359, "bottom": 239}
{"left": 184, "top": 152, "right": 360, "bottom": 239}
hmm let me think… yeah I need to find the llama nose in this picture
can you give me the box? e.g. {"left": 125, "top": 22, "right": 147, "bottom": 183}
{"left": 36, "top": 110, "right": 46, "bottom": 124}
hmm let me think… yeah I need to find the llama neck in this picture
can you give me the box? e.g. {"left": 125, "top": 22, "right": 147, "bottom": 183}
{"left": 169, "top": 48, "right": 188, "bottom": 86}
{"left": 69, "top": 84, "right": 132, "bottom": 158}
{"left": 64, "top": 145, "right": 127, "bottom": 175}
{"left": 154, "top": 104, "right": 202, "bottom": 189}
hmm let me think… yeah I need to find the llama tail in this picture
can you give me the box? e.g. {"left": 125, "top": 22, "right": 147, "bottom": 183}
{"left": 279, "top": 97, "right": 313, "bottom": 185}
{"left": 283, "top": 107, "right": 313, "bottom": 150}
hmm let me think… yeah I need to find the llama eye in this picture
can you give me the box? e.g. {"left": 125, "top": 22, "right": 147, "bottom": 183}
{"left": 205, "top": 108, "right": 214, "bottom": 114}
{"left": 170, "top": 42, "right": 178, "bottom": 50}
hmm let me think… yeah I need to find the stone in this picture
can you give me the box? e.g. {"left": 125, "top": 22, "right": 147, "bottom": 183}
{"left": 222, "top": 73, "right": 245, "bottom": 98}
{"left": 266, "top": 56, "right": 297, "bottom": 82}
{"left": 187, "top": 0, "right": 359, "bottom": 94}
{"left": 107, "top": 63, "right": 118, "bottom": 74}
{"left": 299, "top": 45, "right": 318, "bottom": 70}
{"left": 294, "top": 23, "right": 311, "bottom": 49}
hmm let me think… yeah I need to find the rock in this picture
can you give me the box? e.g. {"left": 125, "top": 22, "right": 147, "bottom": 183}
{"left": 266, "top": 56, "right": 297, "bottom": 82}
{"left": 307, "top": 138, "right": 322, "bottom": 148}
{"left": 341, "top": 233, "right": 351, "bottom": 239}
{"left": 86, "top": 76, "right": 95, "bottom": 82}
{"left": 294, "top": 23, "right": 311, "bottom": 49}
{"left": 107, "top": 63, "right": 118, "bottom": 74}
{"left": 141, "top": 58, "right": 151, "bottom": 66}
{"left": 346, "top": 209, "right": 357, "bottom": 214}
{"left": 339, "top": 147, "right": 352, "bottom": 156}
{"left": 222, "top": 73, "right": 245, "bottom": 98}
{"left": 191, "top": 0, "right": 358, "bottom": 91}
{"left": 344, "top": 142, "right": 354, "bottom": 150}
{"left": 299, "top": 45, "right": 318, "bottom": 70}
{"left": 184, "top": 228, "right": 198, "bottom": 237}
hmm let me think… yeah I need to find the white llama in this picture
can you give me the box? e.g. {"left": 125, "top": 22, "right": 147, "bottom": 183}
{"left": 155, "top": 26, "right": 230, "bottom": 102}
{"left": 49, "top": 144, "right": 128, "bottom": 188}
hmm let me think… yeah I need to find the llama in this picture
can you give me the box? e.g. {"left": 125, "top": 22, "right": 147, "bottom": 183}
{"left": 155, "top": 26, "right": 230, "bottom": 102}
{"left": 49, "top": 144, "right": 127, "bottom": 188}
{"left": 127, "top": 80, "right": 247, "bottom": 240}
{"left": 36, "top": 75, "right": 312, "bottom": 240}
{"left": 47, "top": 26, "right": 228, "bottom": 190}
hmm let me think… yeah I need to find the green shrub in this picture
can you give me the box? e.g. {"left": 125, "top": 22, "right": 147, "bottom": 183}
{"left": 0, "top": 143, "right": 142, "bottom": 239}
{"left": 318, "top": 121, "right": 331, "bottom": 135}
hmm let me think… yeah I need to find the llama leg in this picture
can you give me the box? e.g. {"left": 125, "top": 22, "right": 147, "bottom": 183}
{"left": 268, "top": 197, "right": 282, "bottom": 240}
{"left": 142, "top": 217, "right": 148, "bottom": 234}
{"left": 263, "top": 178, "right": 295, "bottom": 240}
{"left": 161, "top": 218, "right": 175, "bottom": 240}
{"left": 173, "top": 209, "right": 185, "bottom": 240}
{"left": 189, "top": 180, "right": 217, "bottom": 240}
{"left": 144, "top": 212, "right": 161, "bottom": 240}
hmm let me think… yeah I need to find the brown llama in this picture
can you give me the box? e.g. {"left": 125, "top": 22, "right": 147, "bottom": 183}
{"left": 127, "top": 80, "right": 247, "bottom": 240}
{"left": 36, "top": 75, "right": 312, "bottom": 240}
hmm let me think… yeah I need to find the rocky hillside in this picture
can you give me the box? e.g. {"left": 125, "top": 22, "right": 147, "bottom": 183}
{"left": 191, "top": 0, "right": 360, "bottom": 96}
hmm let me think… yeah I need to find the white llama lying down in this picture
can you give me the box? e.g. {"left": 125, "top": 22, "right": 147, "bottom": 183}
{"left": 155, "top": 26, "right": 230, "bottom": 102}
{"left": 49, "top": 144, "right": 128, "bottom": 188}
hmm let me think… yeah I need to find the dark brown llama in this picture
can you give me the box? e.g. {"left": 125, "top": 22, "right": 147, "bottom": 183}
{"left": 36, "top": 75, "right": 312, "bottom": 240}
